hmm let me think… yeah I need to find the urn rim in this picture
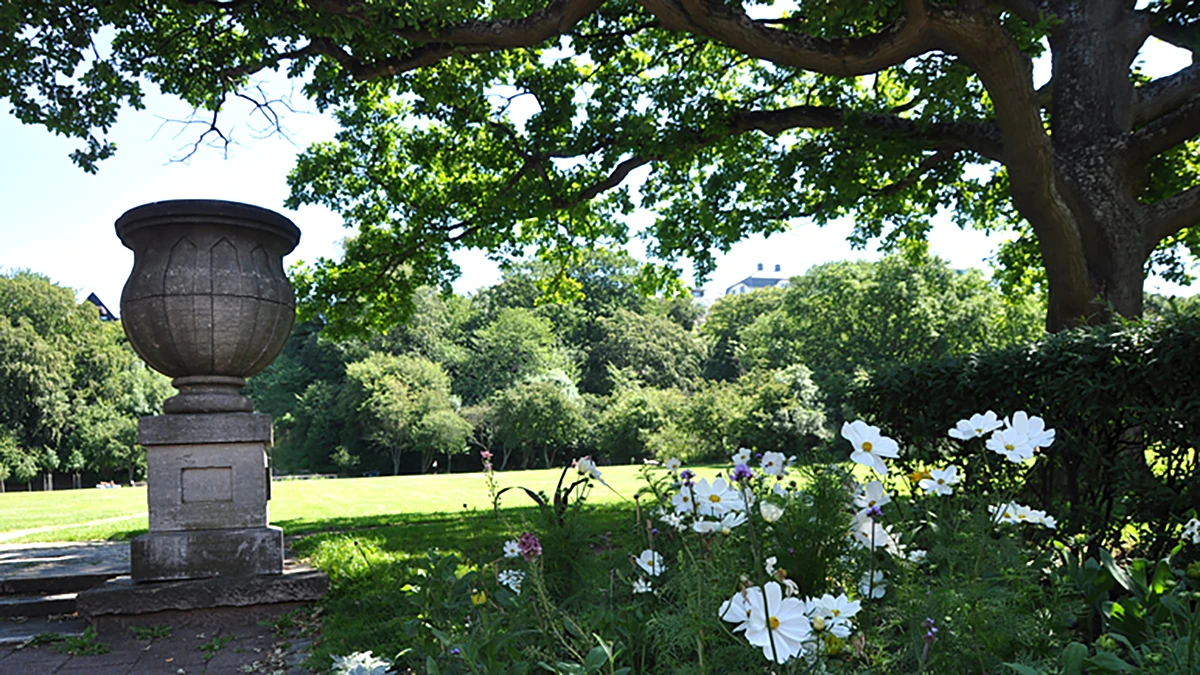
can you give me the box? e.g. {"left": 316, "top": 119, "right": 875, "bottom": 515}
{"left": 115, "top": 199, "right": 300, "bottom": 253}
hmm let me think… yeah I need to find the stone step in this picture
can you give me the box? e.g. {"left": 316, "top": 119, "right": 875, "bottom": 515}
{"left": 0, "top": 616, "right": 90, "bottom": 646}
{"left": 1, "top": 573, "right": 118, "bottom": 596}
{"left": 0, "top": 593, "right": 77, "bottom": 619}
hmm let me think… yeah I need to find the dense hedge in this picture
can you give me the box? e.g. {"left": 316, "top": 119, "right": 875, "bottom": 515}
{"left": 848, "top": 315, "right": 1200, "bottom": 552}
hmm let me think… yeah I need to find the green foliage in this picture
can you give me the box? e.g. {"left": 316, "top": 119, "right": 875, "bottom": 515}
{"left": 848, "top": 315, "right": 1200, "bottom": 550}
{"left": 742, "top": 254, "right": 1044, "bottom": 416}
{"left": 586, "top": 309, "right": 704, "bottom": 395}
{"left": 490, "top": 380, "right": 589, "bottom": 470}
{"left": 592, "top": 385, "right": 688, "bottom": 465}
{"left": 0, "top": 271, "right": 169, "bottom": 486}
{"left": 3, "top": 1, "right": 1196, "bottom": 333}
{"left": 345, "top": 352, "right": 459, "bottom": 474}
{"left": 458, "top": 308, "right": 572, "bottom": 404}
{"left": 731, "top": 365, "right": 828, "bottom": 459}
{"left": 700, "top": 287, "right": 786, "bottom": 381}
{"left": 413, "top": 408, "right": 474, "bottom": 472}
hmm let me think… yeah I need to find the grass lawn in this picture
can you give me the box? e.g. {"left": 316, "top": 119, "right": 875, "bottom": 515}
{"left": 0, "top": 463, "right": 707, "bottom": 543}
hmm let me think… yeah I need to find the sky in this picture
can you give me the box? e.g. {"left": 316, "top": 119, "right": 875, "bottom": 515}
{"left": 0, "top": 35, "right": 1194, "bottom": 315}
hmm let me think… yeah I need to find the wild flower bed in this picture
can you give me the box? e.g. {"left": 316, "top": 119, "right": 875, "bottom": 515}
{"left": 326, "top": 413, "right": 1200, "bottom": 674}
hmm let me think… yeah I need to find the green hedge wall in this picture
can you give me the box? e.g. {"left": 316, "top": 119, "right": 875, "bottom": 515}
{"left": 847, "top": 315, "right": 1200, "bottom": 552}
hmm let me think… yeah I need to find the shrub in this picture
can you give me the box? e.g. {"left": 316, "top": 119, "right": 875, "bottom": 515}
{"left": 847, "top": 316, "right": 1200, "bottom": 553}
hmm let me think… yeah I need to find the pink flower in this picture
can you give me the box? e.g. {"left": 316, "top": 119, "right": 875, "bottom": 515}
{"left": 518, "top": 532, "right": 542, "bottom": 560}
{"left": 480, "top": 450, "right": 493, "bottom": 460}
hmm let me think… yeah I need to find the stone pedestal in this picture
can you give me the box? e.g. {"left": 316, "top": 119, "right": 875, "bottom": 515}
{"left": 131, "top": 413, "right": 282, "bottom": 582}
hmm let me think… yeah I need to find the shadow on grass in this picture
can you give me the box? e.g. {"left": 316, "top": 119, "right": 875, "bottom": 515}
{"left": 284, "top": 502, "right": 635, "bottom": 562}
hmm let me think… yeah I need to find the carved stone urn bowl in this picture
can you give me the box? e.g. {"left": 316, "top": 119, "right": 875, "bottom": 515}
{"left": 117, "top": 200, "right": 300, "bottom": 414}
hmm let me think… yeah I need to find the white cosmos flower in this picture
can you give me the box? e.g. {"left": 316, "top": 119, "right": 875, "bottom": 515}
{"left": 575, "top": 455, "right": 602, "bottom": 480}
{"left": 905, "top": 548, "right": 928, "bottom": 564}
{"left": 948, "top": 411, "right": 1003, "bottom": 440}
{"left": 919, "top": 465, "right": 962, "bottom": 496}
{"left": 671, "top": 486, "right": 696, "bottom": 514}
{"left": 858, "top": 571, "right": 886, "bottom": 599}
{"left": 498, "top": 569, "right": 524, "bottom": 594}
{"left": 1182, "top": 518, "right": 1200, "bottom": 544}
{"left": 761, "top": 451, "right": 787, "bottom": 476}
{"left": 807, "top": 593, "right": 860, "bottom": 638}
{"left": 853, "top": 480, "right": 891, "bottom": 515}
{"left": 764, "top": 556, "right": 778, "bottom": 576}
{"left": 760, "top": 501, "right": 785, "bottom": 523}
{"left": 986, "top": 427, "right": 1036, "bottom": 463}
{"left": 991, "top": 501, "right": 1055, "bottom": 529}
{"left": 664, "top": 457, "right": 682, "bottom": 473}
{"left": 849, "top": 513, "right": 900, "bottom": 555}
{"left": 987, "top": 411, "right": 1055, "bottom": 462}
{"left": 632, "top": 578, "right": 653, "bottom": 594}
{"left": 1007, "top": 411, "right": 1056, "bottom": 448}
{"left": 659, "top": 510, "right": 686, "bottom": 532}
{"left": 693, "top": 510, "right": 748, "bottom": 534}
{"left": 771, "top": 481, "right": 790, "bottom": 499}
{"left": 841, "top": 420, "right": 900, "bottom": 476}
{"left": 719, "top": 588, "right": 755, "bottom": 634}
{"left": 742, "top": 582, "right": 812, "bottom": 664}
{"left": 503, "top": 540, "right": 520, "bottom": 558}
{"left": 692, "top": 477, "right": 745, "bottom": 517}
{"left": 732, "top": 448, "right": 752, "bottom": 465}
{"left": 635, "top": 549, "right": 665, "bottom": 577}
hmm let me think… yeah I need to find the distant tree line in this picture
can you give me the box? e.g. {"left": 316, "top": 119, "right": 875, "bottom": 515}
{"left": 0, "top": 271, "right": 170, "bottom": 491}
{"left": 8, "top": 254, "right": 1197, "bottom": 486}
{"left": 245, "top": 250, "right": 1054, "bottom": 475}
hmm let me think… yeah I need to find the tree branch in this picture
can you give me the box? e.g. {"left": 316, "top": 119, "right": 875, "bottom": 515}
{"left": 1133, "top": 62, "right": 1200, "bottom": 126}
{"left": 1144, "top": 183, "right": 1200, "bottom": 249}
{"left": 219, "top": 0, "right": 605, "bottom": 82}
{"left": 1129, "top": 94, "right": 1200, "bottom": 163}
{"left": 729, "top": 106, "right": 1005, "bottom": 161}
{"left": 636, "top": 0, "right": 942, "bottom": 77}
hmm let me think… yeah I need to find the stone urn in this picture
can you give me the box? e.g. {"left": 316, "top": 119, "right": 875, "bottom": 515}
{"left": 116, "top": 200, "right": 300, "bottom": 414}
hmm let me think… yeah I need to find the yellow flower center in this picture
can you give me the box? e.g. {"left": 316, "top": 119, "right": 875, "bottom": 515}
{"left": 868, "top": 500, "right": 876, "bottom": 507}
{"left": 769, "top": 616, "right": 781, "bottom": 630}
{"left": 975, "top": 427, "right": 983, "bottom": 433}
{"left": 1005, "top": 444, "right": 1014, "bottom": 451}
{"left": 862, "top": 441, "right": 873, "bottom": 452}
{"left": 831, "top": 609, "right": 841, "bottom": 616}
{"left": 709, "top": 494, "right": 721, "bottom": 503}
{"left": 937, "top": 478, "right": 945, "bottom": 485}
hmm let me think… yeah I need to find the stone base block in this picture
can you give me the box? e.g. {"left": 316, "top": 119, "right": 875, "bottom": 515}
{"left": 77, "top": 565, "right": 328, "bottom": 625}
{"left": 131, "top": 527, "right": 283, "bottom": 582}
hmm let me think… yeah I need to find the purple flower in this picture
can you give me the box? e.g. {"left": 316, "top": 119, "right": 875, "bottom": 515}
{"left": 679, "top": 469, "right": 696, "bottom": 486}
{"left": 732, "top": 463, "right": 754, "bottom": 482}
{"left": 518, "top": 532, "right": 542, "bottom": 560}
{"left": 924, "top": 618, "right": 939, "bottom": 644}
{"left": 867, "top": 505, "right": 884, "bottom": 519}
{"left": 450, "top": 647, "right": 461, "bottom": 656}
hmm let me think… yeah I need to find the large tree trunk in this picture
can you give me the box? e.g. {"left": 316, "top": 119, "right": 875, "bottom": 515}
{"left": 947, "top": 0, "right": 1190, "bottom": 333}
{"left": 1041, "top": 0, "right": 1147, "bottom": 331}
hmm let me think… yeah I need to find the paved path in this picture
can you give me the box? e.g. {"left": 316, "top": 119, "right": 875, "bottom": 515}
{"left": 0, "top": 541, "right": 318, "bottom": 673}
{"left": 0, "top": 618, "right": 315, "bottom": 674}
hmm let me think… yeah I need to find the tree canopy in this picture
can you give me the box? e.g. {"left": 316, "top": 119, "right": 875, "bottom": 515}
{"left": 4, "top": 0, "right": 1198, "bottom": 332}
